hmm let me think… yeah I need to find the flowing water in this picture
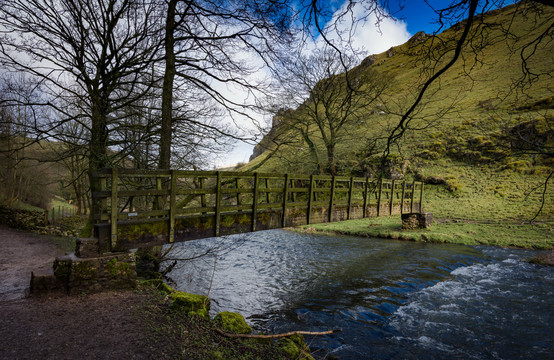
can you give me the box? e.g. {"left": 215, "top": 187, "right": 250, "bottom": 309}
{"left": 164, "top": 230, "right": 553, "bottom": 359}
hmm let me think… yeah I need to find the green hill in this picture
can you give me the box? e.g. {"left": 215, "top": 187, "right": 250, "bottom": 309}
{"left": 244, "top": 2, "right": 553, "bottom": 246}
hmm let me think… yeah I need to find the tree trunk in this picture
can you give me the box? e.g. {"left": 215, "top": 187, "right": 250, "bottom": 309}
{"left": 159, "top": 0, "right": 177, "bottom": 171}
{"left": 326, "top": 143, "right": 337, "bottom": 176}
{"left": 86, "top": 97, "right": 109, "bottom": 234}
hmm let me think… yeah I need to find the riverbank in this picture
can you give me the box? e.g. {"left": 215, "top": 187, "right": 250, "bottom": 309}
{"left": 298, "top": 216, "right": 554, "bottom": 250}
{"left": 0, "top": 286, "right": 295, "bottom": 360}
{"left": 0, "top": 226, "right": 296, "bottom": 360}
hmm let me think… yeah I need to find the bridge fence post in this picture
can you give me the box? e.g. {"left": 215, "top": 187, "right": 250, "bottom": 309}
{"left": 291, "top": 178, "right": 296, "bottom": 203}
{"left": 200, "top": 177, "right": 207, "bottom": 214}
{"left": 215, "top": 171, "right": 222, "bottom": 237}
{"left": 389, "top": 180, "right": 395, "bottom": 216}
{"left": 282, "top": 173, "right": 289, "bottom": 228}
{"left": 307, "top": 174, "right": 314, "bottom": 224}
{"left": 169, "top": 170, "right": 177, "bottom": 243}
{"left": 265, "top": 178, "right": 270, "bottom": 204}
{"left": 347, "top": 176, "right": 354, "bottom": 220}
{"left": 401, "top": 181, "right": 406, "bottom": 215}
{"left": 419, "top": 182, "right": 424, "bottom": 212}
{"left": 155, "top": 176, "right": 163, "bottom": 210}
{"left": 362, "top": 177, "right": 369, "bottom": 218}
{"left": 235, "top": 178, "right": 241, "bottom": 206}
{"left": 377, "top": 179, "right": 383, "bottom": 216}
{"left": 410, "top": 180, "right": 415, "bottom": 213}
{"left": 328, "top": 175, "right": 336, "bottom": 222}
{"left": 252, "top": 172, "right": 259, "bottom": 231}
{"left": 110, "top": 168, "right": 118, "bottom": 251}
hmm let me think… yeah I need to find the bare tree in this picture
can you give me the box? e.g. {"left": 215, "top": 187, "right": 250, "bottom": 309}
{"left": 157, "top": 0, "right": 297, "bottom": 170}
{"left": 271, "top": 47, "right": 389, "bottom": 175}
{"left": 0, "top": 76, "right": 56, "bottom": 208}
{"left": 0, "top": 0, "right": 164, "bottom": 222}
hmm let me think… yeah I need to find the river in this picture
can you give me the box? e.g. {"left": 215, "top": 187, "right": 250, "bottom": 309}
{"left": 164, "top": 229, "right": 553, "bottom": 359}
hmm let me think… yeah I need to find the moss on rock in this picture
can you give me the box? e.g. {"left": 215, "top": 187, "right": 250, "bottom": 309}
{"left": 214, "top": 311, "right": 252, "bottom": 335}
{"left": 105, "top": 258, "right": 131, "bottom": 278}
{"left": 169, "top": 291, "right": 210, "bottom": 318}
{"left": 278, "top": 334, "right": 314, "bottom": 360}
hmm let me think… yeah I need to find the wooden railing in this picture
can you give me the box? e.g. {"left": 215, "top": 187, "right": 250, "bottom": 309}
{"left": 92, "top": 169, "right": 424, "bottom": 252}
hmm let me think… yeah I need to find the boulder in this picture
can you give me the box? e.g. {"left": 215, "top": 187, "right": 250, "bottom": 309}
{"left": 214, "top": 311, "right": 252, "bottom": 335}
{"left": 169, "top": 291, "right": 210, "bottom": 318}
{"left": 401, "top": 212, "right": 433, "bottom": 230}
{"left": 278, "top": 334, "right": 314, "bottom": 360}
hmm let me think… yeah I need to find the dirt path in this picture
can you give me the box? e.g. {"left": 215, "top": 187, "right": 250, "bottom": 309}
{"left": 0, "top": 226, "right": 167, "bottom": 360}
{"left": 0, "top": 225, "right": 66, "bottom": 301}
{"left": 0, "top": 226, "right": 290, "bottom": 360}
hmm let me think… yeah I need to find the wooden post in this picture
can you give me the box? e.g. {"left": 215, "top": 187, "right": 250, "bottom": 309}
{"left": 419, "top": 182, "right": 424, "bottom": 213}
{"left": 169, "top": 170, "right": 177, "bottom": 243}
{"left": 44, "top": 209, "right": 48, "bottom": 225}
{"left": 265, "top": 178, "right": 270, "bottom": 204}
{"left": 291, "top": 178, "right": 296, "bottom": 203}
{"left": 235, "top": 178, "right": 241, "bottom": 206}
{"left": 155, "top": 177, "right": 163, "bottom": 210}
{"left": 400, "top": 181, "right": 406, "bottom": 215}
{"left": 282, "top": 174, "right": 289, "bottom": 228}
{"left": 252, "top": 173, "right": 259, "bottom": 231}
{"left": 110, "top": 168, "right": 118, "bottom": 250}
{"left": 200, "top": 177, "right": 207, "bottom": 214}
{"left": 51, "top": 207, "right": 55, "bottom": 224}
{"left": 376, "top": 179, "right": 383, "bottom": 216}
{"left": 215, "top": 171, "right": 222, "bottom": 237}
{"left": 347, "top": 176, "right": 354, "bottom": 220}
{"left": 389, "top": 180, "right": 395, "bottom": 216}
{"left": 307, "top": 174, "right": 314, "bottom": 224}
{"left": 328, "top": 175, "right": 336, "bottom": 222}
{"left": 410, "top": 181, "right": 416, "bottom": 213}
{"left": 362, "top": 177, "right": 369, "bottom": 218}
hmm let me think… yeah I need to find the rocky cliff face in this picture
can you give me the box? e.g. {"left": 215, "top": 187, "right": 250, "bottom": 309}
{"left": 249, "top": 108, "right": 291, "bottom": 161}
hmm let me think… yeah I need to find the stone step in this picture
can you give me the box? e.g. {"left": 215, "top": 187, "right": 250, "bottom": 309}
{"left": 30, "top": 268, "right": 62, "bottom": 294}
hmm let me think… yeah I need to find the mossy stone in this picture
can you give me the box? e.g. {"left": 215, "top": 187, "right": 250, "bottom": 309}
{"left": 278, "top": 334, "right": 314, "bottom": 360}
{"left": 105, "top": 258, "right": 131, "bottom": 278}
{"left": 169, "top": 291, "right": 210, "bottom": 318}
{"left": 214, "top": 311, "right": 252, "bottom": 335}
{"left": 278, "top": 338, "right": 300, "bottom": 359}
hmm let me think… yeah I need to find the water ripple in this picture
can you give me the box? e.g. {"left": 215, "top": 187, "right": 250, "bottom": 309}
{"left": 164, "top": 230, "right": 553, "bottom": 359}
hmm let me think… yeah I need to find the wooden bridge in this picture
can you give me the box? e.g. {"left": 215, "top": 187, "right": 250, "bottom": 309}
{"left": 92, "top": 169, "right": 424, "bottom": 252}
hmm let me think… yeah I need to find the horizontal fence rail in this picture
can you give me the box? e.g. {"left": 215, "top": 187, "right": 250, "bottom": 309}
{"left": 92, "top": 168, "right": 424, "bottom": 252}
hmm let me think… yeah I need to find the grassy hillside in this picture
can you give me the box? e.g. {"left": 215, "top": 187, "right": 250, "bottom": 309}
{"left": 244, "top": 2, "right": 553, "bottom": 246}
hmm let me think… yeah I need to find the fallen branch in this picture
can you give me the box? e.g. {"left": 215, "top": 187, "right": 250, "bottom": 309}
{"left": 215, "top": 328, "right": 342, "bottom": 339}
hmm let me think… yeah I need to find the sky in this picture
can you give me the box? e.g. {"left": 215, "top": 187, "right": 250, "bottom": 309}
{"left": 214, "top": 1, "right": 428, "bottom": 169}
{"left": 213, "top": 0, "right": 515, "bottom": 169}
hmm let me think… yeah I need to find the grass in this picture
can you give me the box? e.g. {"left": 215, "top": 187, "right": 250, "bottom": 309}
{"left": 242, "top": 4, "right": 554, "bottom": 250}
{"left": 300, "top": 168, "right": 553, "bottom": 250}
{"left": 301, "top": 216, "right": 554, "bottom": 250}
{"left": 13, "top": 200, "right": 45, "bottom": 212}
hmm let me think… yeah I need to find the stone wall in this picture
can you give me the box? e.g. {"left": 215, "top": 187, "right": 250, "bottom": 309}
{"left": 32, "top": 252, "right": 137, "bottom": 295}
{"left": 0, "top": 206, "right": 46, "bottom": 230}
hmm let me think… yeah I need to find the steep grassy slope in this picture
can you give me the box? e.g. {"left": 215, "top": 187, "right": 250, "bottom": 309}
{"left": 245, "top": 2, "right": 553, "bottom": 227}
